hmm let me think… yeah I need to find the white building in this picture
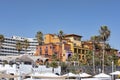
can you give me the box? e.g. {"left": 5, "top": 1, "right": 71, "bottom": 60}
{"left": 0, "top": 64, "right": 61, "bottom": 80}
{"left": 0, "top": 36, "right": 38, "bottom": 56}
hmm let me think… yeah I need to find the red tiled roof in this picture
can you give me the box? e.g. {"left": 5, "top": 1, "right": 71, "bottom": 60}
{"left": 65, "top": 34, "right": 82, "bottom": 37}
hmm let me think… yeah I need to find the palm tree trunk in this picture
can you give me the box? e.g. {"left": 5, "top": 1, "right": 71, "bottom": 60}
{"left": 52, "top": 68, "right": 54, "bottom": 73}
{"left": 93, "top": 43, "right": 95, "bottom": 74}
{"left": 0, "top": 43, "right": 2, "bottom": 55}
{"left": 102, "top": 41, "right": 105, "bottom": 73}
{"left": 26, "top": 48, "right": 27, "bottom": 54}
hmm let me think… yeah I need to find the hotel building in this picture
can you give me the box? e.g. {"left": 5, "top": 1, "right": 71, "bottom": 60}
{"left": 0, "top": 36, "right": 38, "bottom": 56}
{"left": 35, "top": 34, "right": 89, "bottom": 62}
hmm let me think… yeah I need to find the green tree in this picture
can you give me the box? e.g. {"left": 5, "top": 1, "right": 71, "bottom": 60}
{"left": 16, "top": 41, "right": 23, "bottom": 54}
{"left": 36, "top": 31, "right": 43, "bottom": 45}
{"left": 57, "top": 30, "right": 65, "bottom": 60}
{"left": 86, "top": 50, "right": 93, "bottom": 66}
{"left": 90, "top": 35, "right": 100, "bottom": 74}
{"left": 50, "top": 61, "right": 58, "bottom": 73}
{"left": 60, "top": 62, "right": 68, "bottom": 74}
{"left": 23, "top": 39, "right": 30, "bottom": 54}
{"left": 99, "top": 25, "right": 111, "bottom": 73}
{"left": 50, "top": 53, "right": 59, "bottom": 73}
{"left": 51, "top": 53, "right": 59, "bottom": 61}
{"left": 58, "top": 30, "right": 64, "bottom": 42}
{"left": 71, "top": 53, "right": 79, "bottom": 66}
{"left": 0, "top": 34, "right": 4, "bottom": 54}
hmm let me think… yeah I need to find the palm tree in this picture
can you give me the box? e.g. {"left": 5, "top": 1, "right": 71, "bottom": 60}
{"left": 0, "top": 34, "right": 4, "bottom": 54}
{"left": 86, "top": 50, "right": 93, "bottom": 66}
{"left": 49, "top": 53, "right": 59, "bottom": 73}
{"left": 58, "top": 30, "right": 64, "bottom": 42}
{"left": 99, "top": 26, "right": 111, "bottom": 73}
{"left": 57, "top": 30, "right": 65, "bottom": 61}
{"left": 71, "top": 53, "right": 79, "bottom": 66}
{"left": 51, "top": 53, "right": 59, "bottom": 61}
{"left": 16, "top": 41, "right": 23, "bottom": 55}
{"left": 60, "top": 62, "right": 68, "bottom": 74}
{"left": 23, "top": 39, "right": 30, "bottom": 54}
{"left": 35, "top": 31, "right": 43, "bottom": 45}
{"left": 50, "top": 61, "right": 58, "bottom": 73}
{"left": 90, "top": 35, "right": 100, "bottom": 74}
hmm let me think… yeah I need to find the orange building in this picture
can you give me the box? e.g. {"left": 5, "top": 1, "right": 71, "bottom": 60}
{"left": 44, "top": 34, "right": 60, "bottom": 44}
{"left": 35, "top": 34, "right": 90, "bottom": 62}
{"left": 35, "top": 42, "right": 71, "bottom": 61}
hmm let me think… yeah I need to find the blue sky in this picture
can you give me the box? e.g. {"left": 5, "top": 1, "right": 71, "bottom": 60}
{"left": 0, "top": 0, "right": 120, "bottom": 50}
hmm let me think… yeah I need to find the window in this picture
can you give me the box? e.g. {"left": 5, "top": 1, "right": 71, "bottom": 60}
{"left": 40, "top": 51, "right": 42, "bottom": 55}
{"left": 74, "top": 37, "right": 76, "bottom": 40}
{"left": 50, "top": 46, "right": 52, "bottom": 49}
{"left": 74, "top": 48, "right": 77, "bottom": 53}
{"left": 74, "top": 43, "right": 76, "bottom": 46}
{"left": 78, "top": 49, "right": 81, "bottom": 53}
{"left": 40, "top": 47, "right": 42, "bottom": 50}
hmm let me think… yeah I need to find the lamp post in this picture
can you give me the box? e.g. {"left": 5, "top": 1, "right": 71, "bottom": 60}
{"left": 92, "top": 43, "right": 95, "bottom": 74}
{"left": 112, "top": 61, "right": 114, "bottom": 80}
{"left": 102, "top": 42, "right": 105, "bottom": 73}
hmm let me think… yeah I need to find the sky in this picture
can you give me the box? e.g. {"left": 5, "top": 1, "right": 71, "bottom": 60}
{"left": 0, "top": 0, "right": 120, "bottom": 50}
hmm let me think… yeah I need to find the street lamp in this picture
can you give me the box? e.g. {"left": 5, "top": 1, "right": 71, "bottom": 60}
{"left": 112, "top": 61, "right": 114, "bottom": 80}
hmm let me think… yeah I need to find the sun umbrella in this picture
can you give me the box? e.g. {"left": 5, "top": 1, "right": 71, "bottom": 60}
{"left": 0, "top": 73, "right": 18, "bottom": 78}
{"left": 30, "top": 72, "right": 65, "bottom": 79}
{"left": 62, "top": 72, "right": 77, "bottom": 77}
{"left": 78, "top": 73, "right": 92, "bottom": 77}
{"left": 94, "top": 73, "right": 111, "bottom": 78}
{"left": 110, "top": 71, "right": 120, "bottom": 75}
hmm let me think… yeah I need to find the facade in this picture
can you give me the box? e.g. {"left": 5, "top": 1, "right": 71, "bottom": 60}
{"left": 0, "top": 36, "right": 38, "bottom": 56}
{"left": 64, "top": 34, "right": 89, "bottom": 63}
{"left": 36, "top": 34, "right": 89, "bottom": 62}
{"left": 35, "top": 43, "right": 71, "bottom": 62}
{"left": 83, "top": 41, "right": 118, "bottom": 54}
{"left": 44, "top": 34, "right": 60, "bottom": 44}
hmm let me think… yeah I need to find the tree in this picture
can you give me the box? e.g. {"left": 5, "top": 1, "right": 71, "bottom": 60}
{"left": 86, "top": 50, "right": 93, "bottom": 66}
{"left": 71, "top": 53, "right": 79, "bottom": 66}
{"left": 51, "top": 53, "right": 59, "bottom": 61}
{"left": 16, "top": 41, "right": 23, "bottom": 55}
{"left": 0, "top": 34, "right": 4, "bottom": 54}
{"left": 35, "top": 31, "right": 43, "bottom": 45}
{"left": 57, "top": 30, "right": 65, "bottom": 61}
{"left": 99, "top": 25, "right": 111, "bottom": 73}
{"left": 90, "top": 35, "right": 100, "bottom": 74}
{"left": 23, "top": 39, "right": 30, "bottom": 54}
{"left": 58, "top": 30, "right": 64, "bottom": 42}
{"left": 60, "top": 62, "right": 68, "bottom": 74}
{"left": 50, "top": 53, "right": 59, "bottom": 73}
{"left": 50, "top": 61, "right": 58, "bottom": 73}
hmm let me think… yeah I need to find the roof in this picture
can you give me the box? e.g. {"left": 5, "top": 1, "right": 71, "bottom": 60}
{"left": 45, "top": 33, "right": 55, "bottom": 36}
{"left": 65, "top": 34, "right": 82, "bottom": 38}
{"left": 15, "top": 55, "right": 35, "bottom": 64}
{"left": 0, "top": 54, "right": 48, "bottom": 63}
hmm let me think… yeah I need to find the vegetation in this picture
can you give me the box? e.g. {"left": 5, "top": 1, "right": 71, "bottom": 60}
{"left": 60, "top": 62, "right": 68, "bottom": 74}
{"left": 99, "top": 25, "right": 111, "bottom": 73}
{"left": 16, "top": 41, "right": 23, "bottom": 54}
{"left": 86, "top": 50, "right": 93, "bottom": 66}
{"left": 23, "top": 39, "right": 30, "bottom": 54}
{"left": 0, "top": 34, "right": 4, "bottom": 53}
{"left": 49, "top": 53, "right": 59, "bottom": 73}
{"left": 57, "top": 30, "right": 65, "bottom": 42}
{"left": 90, "top": 35, "right": 100, "bottom": 74}
{"left": 57, "top": 30, "right": 65, "bottom": 60}
{"left": 50, "top": 61, "right": 58, "bottom": 73}
{"left": 35, "top": 31, "right": 43, "bottom": 45}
